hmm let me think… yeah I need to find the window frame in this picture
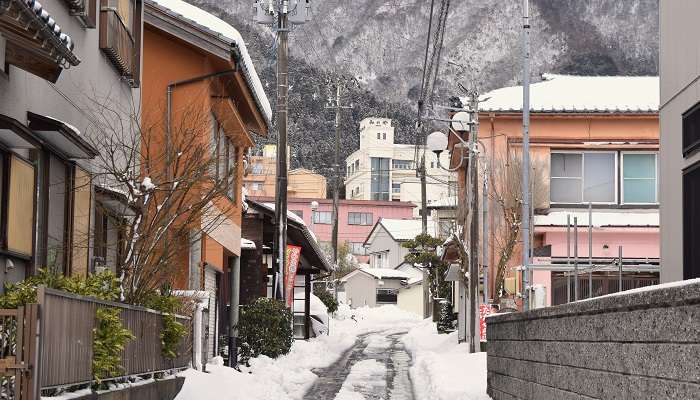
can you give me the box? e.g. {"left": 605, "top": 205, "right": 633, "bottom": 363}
{"left": 621, "top": 151, "right": 658, "bottom": 205}
{"left": 550, "top": 150, "right": 618, "bottom": 205}
{"left": 682, "top": 100, "right": 700, "bottom": 158}
{"left": 313, "top": 210, "right": 332, "bottom": 225}
{"left": 376, "top": 288, "right": 398, "bottom": 304}
{"left": 348, "top": 212, "right": 373, "bottom": 226}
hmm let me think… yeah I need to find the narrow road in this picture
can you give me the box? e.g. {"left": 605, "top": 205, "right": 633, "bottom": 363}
{"left": 303, "top": 330, "right": 415, "bottom": 400}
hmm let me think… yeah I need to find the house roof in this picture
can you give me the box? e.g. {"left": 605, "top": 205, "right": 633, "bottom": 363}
{"left": 340, "top": 267, "right": 412, "bottom": 282}
{"left": 247, "top": 200, "right": 332, "bottom": 272}
{"left": 364, "top": 218, "right": 434, "bottom": 246}
{"left": 148, "top": 0, "right": 272, "bottom": 125}
{"left": 466, "top": 74, "right": 659, "bottom": 114}
{"left": 534, "top": 210, "right": 659, "bottom": 228}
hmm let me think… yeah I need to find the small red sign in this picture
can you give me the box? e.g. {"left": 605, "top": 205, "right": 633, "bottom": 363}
{"left": 284, "top": 245, "right": 302, "bottom": 308}
{"left": 479, "top": 304, "right": 492, "bottom": 342}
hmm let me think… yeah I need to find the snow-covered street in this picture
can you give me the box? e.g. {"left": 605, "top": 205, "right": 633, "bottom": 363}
{"left": 174, "top": 306, "right": 491, "bottom": 400}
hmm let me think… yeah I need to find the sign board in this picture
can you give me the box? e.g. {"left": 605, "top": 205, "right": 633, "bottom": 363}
{"left": 284, "top": 245, "right": 302, "bottom": 308}
{"left": 479, "top": 304, "right": 493, "bottom": 342}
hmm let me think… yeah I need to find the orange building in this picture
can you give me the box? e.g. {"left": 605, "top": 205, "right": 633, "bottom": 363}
{"left": 143, "top": 0, "right": 270, "bottom": 359}
{"left": 244, "top": 144, "right": 328, "bottom": 198}
{"left": 445, "top": 74, "right": 660, "bottom": 310}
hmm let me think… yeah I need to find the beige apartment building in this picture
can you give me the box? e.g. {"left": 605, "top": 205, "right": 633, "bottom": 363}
{"left": 345, "top": 118, "right": 455, "bottom": 217}
{"left": 659, "top": 0, "right": 700, "bottom": 282}
{"left": 244, "top": 144, "right": 327, "bottom": 198}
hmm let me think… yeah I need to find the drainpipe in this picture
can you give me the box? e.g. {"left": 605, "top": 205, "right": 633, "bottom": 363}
{"left": 166, "top": 68, "right": 238, "bottom": 179}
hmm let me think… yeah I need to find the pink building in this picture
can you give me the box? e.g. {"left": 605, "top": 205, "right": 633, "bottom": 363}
{"left": 250, "top": 197, "right": 416, "bottom": 262}
{"left": 533, "top": 210, "right": 659, "bottom": 307}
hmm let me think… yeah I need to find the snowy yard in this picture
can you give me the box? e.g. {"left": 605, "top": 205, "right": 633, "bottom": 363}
{"left": 174, "top": 305, "right": 491, "bottom": 400}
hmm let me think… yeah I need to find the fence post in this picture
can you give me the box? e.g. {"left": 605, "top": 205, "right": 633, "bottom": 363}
{"left": 30, "top": 287, "right": 45, "bottom": 400}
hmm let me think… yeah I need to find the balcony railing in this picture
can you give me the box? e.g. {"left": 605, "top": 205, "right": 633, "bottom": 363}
{"left": 99, "top": 7, "right": 135, "bottom": 80}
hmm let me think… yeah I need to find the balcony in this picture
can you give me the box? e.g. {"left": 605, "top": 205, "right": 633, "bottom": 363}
{"left": 99, "top": 6, "right": 135, "bottom": 82}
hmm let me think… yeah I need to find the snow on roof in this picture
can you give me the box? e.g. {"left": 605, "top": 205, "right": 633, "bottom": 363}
{"left": 149, "top": 0, "right": 272, "bottom": 125}
{"left": 467, "top": 74, "right": 659, "bottom": 114}
{"left": 379, "top": 219, "right": 435, "bottom": 241}
{"left": 241, "top": 238, "right": 256, "bottom": 249}
{"left": 262, "top": 202, "right": 306, "bottom": 226}
{"left": 427, "top": 196, "right": 458, "bottom": 209}
{"left": 359, "top": 268, "right": 412, "bottom": 280}
{"left": 534, "top": 210, "right": 659, "bottom": 228}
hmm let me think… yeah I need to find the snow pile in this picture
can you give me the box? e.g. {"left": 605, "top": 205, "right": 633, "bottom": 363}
{"left": 175, "top": 305, "right": 419, "bottom": 400}
{"left": 402, "top": 320, "right": 492, "bottom": 400}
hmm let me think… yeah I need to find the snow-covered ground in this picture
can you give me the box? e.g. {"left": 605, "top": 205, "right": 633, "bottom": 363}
{"left": 403, "top": 321, "right": 491, "bottom": 400}
{"left": 174, "top": 305, "right": 491, "bottom": 400}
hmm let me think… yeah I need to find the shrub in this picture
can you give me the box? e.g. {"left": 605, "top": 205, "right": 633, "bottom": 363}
{"left": 313, "top": 287, "right": 338, "bottom": 314}
{"left": 236, "top": 298, "right": 293, "bottom": 365}
{"left": 437, "top": 300, "right": 456, "bottom": 333}
{"left": 0, "top": 269, "right": 120, "bottom": 308}
{"left": 92, "top": 307, "right": 135, "bottom": 385}
{"left": 143, "top": 285, "right": 187, "bottom": 359}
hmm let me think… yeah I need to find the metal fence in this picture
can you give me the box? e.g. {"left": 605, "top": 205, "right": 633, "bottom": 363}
{"left": 37, "top": 286, "right": 191, "bottom": 389}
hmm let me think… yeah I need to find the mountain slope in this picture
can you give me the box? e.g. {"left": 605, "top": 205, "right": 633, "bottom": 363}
{"left": 189, "top": 0, "right": 659, "bottom": 183}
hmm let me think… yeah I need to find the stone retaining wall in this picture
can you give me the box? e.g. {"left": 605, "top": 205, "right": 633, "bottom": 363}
{"left": 485, "top": 280, "right": 700, "bottom": 399}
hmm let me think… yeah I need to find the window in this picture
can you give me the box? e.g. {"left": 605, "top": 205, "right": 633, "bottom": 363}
{"left": 392, "top": 182, "right": 401, "bottom": 194}
{"left": 382, "top": 132, "right": 386, "bottom": 140}
{"left": 211, "top": 116, "right": 237, "bottom": 202}
{"left": 377, "top": 132, "right": 381, "bottom": 139}
{"left": 376, "top": 288, "right": 398, "bottom": 304}
{"left": 355, "top": 160, "right": 359, "bottom": 171}
{"left": 622, "top": 153, "right": 657, "bottom": 204}
{"left": 392, "top": 160, "right": 412, "bottom": 170}
{"left": 372, "top": 252, "right": 386, "bottom": 268}
{"left": 251, "top": 163, "right": 264, "bottom": 175}
{"left": 291, "top": 210, "right": 303, "bottom": 219}
{"left": 348, "top": 212, "right": 373, "bottom": 225}
{"left": 4, "top": 154, "right": 35, "bottom": 257}
{"left": 46, "top": 154, "right": 69, "bottom": 274}
{"left": 370, "top": 157, "right": 390, "bottom": 201}
{"left": 349, "top": 242, "right": 366, "bottom": 255}
{"left": 684, "top": 163, "right": 700, "bottom": 279}
{"left": 683, "top": 101, "right": 700, "bottom": 157}
{"left": 313, "top": 211, "right": 332, "bottom": 224}
{"left": 227, "top": 144, "right": 238, "bottom": 200}
{"left": 250, "top": 182, "right": 263, "bottom": 191}
{"left": 550, "top": 152, "right": 615, "bottom": 204}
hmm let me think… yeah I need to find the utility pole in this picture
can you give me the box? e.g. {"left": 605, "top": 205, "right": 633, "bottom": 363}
{"left": 482, "top": 173, "right": 489, "bottom": 304}
{"left": 254, "top": 0, "right": 311, "bottom": 303}
{"left": 467, "top": 92, "right": 480, "bottom": 353}
{"left": 325, "top": 79, "right": 352, "bottom": 301}
{"left": 521, "top": 0, "right": 532, "bottom": 311}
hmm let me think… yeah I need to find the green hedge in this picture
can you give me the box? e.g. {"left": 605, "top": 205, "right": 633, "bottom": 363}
{"left": 236, "top": 298, "right": 293, "bottom": 365}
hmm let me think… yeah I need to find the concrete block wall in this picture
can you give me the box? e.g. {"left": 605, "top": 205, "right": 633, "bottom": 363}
{"left": 486, "top": 280, "right": 700, "bottom": 399}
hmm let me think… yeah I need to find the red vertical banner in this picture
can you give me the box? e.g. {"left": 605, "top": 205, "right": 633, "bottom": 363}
{"left": 479, "top": 304, "right": 492, "bottom": 342}
{"left": 285, "top": 245, "right": 302, "bottom": 308}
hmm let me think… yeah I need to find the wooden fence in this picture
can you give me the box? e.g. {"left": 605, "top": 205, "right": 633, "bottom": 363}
{"left": 37, "top": 286, "right": 192, "bottom": 389}
{"left": 0, "top": 287, "right": 193, "bottom": 399}
{"left": 0, "top": 306, "right": 39, "bottom": 400}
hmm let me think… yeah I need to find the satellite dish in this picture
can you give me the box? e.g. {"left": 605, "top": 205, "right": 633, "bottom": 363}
{"left": 451, "top": 111, "right": 472, "bottom": 132}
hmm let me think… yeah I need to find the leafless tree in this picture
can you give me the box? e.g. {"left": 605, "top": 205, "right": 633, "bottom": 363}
{"left": 490, "top": 151, "right": 546, "bottom": 299}
{"left": 86, "top": 99, "right": 238, "bottom": 304}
